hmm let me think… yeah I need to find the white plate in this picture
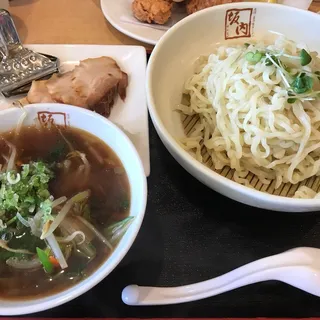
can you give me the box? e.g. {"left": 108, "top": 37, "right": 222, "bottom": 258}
{"left": 0, "top": 44, "right": 150, "bottom": 176}
{"left": 100, "top": 0, "right": 313, "bottom": 46}
{"left": 100, "top": 0, "right": 187, "bottom": 45}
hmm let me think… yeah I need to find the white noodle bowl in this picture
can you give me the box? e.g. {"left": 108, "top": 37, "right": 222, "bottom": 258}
{"left": 177, "top": 35, "right": 320, "bottom": 198}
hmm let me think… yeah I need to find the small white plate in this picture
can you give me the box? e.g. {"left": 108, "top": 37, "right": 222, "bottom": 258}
{"left": 100, "top": 0, "right": 187, "bottom": 45}
{"left": 100, "top": 0, "right": 313, "bottom": 46}
{"left": 0, "top": 44, "right": 150, "bottom": 176}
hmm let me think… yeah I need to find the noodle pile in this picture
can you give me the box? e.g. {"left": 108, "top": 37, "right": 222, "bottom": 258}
{"left": 177, "top": 34, "right": 320, "bottom": 198}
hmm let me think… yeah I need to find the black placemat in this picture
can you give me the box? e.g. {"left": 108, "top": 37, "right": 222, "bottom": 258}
{"left": 26, "top": 118, "right": 320, "bottom": 318}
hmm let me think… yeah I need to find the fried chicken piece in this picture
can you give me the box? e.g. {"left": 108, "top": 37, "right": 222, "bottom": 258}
{"left": 27, "top": 57, "right": 128, "bottom": 117}
{"left": 132, "top": 0, "right": 174, "bottom": 25}
{"left": 186, "top": 0, "right": 238, "bottom": 15}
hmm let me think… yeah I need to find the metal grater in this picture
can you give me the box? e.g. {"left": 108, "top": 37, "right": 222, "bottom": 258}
{"left": 0, "top": 9, "right": 59, "bottom": 98}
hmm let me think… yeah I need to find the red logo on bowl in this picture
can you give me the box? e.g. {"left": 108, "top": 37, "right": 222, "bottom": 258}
{"left": 225, "top": 8, "right": 254, "bottom": 40}
{"left": 37, "top": 111, "right": 68, "bottom": 128}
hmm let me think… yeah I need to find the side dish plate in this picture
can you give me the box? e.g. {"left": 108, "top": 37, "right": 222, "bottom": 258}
{"left": 100, "top": 0, "right": 313, "bottom": 46}
{"left": 0, "top": 44, "right": 150, "bottom": 176}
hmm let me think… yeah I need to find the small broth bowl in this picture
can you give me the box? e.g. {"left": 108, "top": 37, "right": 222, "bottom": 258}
{"left": 147, "top": 2, "right": 320, "bottom": 212}
{"left": 0, "top": 103, "right": 147, "bottom": 315}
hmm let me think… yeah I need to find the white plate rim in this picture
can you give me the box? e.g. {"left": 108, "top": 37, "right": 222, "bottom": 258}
{"left": 100, "top": 0, "right": 162, "bottom": 45}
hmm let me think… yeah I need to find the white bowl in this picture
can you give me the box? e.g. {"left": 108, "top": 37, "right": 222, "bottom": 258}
{"left": 147, "top": 2, "right": 320, "bottom": 212}
{"left": 0, "top": 103, "right": 147, "bottom": 315}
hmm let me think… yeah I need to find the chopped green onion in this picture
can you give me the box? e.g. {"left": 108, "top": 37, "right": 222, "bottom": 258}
{"left": 0, "top": 161, "right": 54, "bottom": 226}
{"left": 244, "top": 43, "right": 250, "bottom": 48}
{"left": 315, "top": 71, "right": 320, "bottom": 80}
{"left": 7, "top": 172, "right": 20, "bottom": 185}
{"left": 36, "top": 247, "right": 53, "bottom": 273}
{"left": 300, "top": 49, "right": 312, "bottom": 66}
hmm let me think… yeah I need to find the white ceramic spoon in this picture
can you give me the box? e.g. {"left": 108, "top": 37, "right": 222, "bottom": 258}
{"left": 122, "top": 247, "right": 320, "bottom": 305}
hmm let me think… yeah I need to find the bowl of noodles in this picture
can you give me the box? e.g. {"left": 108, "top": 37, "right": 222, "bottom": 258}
{"left": 147, "top": 2, "right": 320, "bottom": 212}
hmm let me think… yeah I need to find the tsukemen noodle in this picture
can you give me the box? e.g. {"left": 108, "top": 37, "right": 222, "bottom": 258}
{"left": 0, "top": 120, "right": 131, "bottom": 299}
{"left": 177, "top": 33, "right": 320, "bottom": 198}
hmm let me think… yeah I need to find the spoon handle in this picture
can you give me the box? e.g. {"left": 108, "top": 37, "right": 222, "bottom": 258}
{"left": 122, "top": 268, "right": 278, "bottom": 305}
{"left": 122, "top": 248, "right": 313, "bottom": 306}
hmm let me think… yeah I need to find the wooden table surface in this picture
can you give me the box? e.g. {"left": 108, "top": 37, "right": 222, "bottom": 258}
{"left": 8, "top": 0, "right": 154, "bottom": 50}
{"left": 311, "top": 0, "right": 320, "bottom": 12}
{"left": 6, "top": 0, "right": 320, "bottom": 51}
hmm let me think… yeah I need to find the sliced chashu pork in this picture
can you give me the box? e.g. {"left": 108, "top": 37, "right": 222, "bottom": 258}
{"left": 27, "top": 57, "right": 128, "bottom": 117}
{"left": 27, "top": 79, "right": 55, "bottom": 103}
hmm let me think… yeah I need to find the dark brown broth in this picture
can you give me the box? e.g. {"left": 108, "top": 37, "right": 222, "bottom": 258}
{"left": 0, "top": 125, "right": 130, "bottom": 300}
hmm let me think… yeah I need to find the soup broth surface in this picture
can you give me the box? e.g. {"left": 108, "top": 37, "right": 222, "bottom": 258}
{"left": 0, "top": 125, "right": 130, "bottom": 299}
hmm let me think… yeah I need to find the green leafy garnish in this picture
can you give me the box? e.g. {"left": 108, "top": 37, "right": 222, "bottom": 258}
{"left": 74, "top": 197, "right": 91, "bottom": 221}
{"left": 104, "top": 217, "right": 134, "bottom": 246}
{"left": 246, "top": 51, "right": 263, "bottom": 64}
{"left": 265, "top": 55, "right": 279, "bottom": 66}
{"left": 291, "top": 73, "right": 313, "bottom": 94}
{"left": 287, "top": 92, "right": 297, "bottom": 104}
{"left": 9, "top": 229, "right": 45, "bottom": 252}
{"left": 241, "top": 42, "right": 318, "bottom": 104}
{"left": 46, "top": 141, "right": 68, "bottom": 162}
{"left": 36, "top": 247, "right": 53, "bottom": 273}
{"left": 120, "top": 199, "right": 130, "bottom": 211}
{"left": 300, "top": 49, "right": 312, "bottom": 66}
{"left": 287, "top": 98, "right": 297, "bottom": 104}
{"left": 0, "top": 250, "right": 26, "bottom": 261}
